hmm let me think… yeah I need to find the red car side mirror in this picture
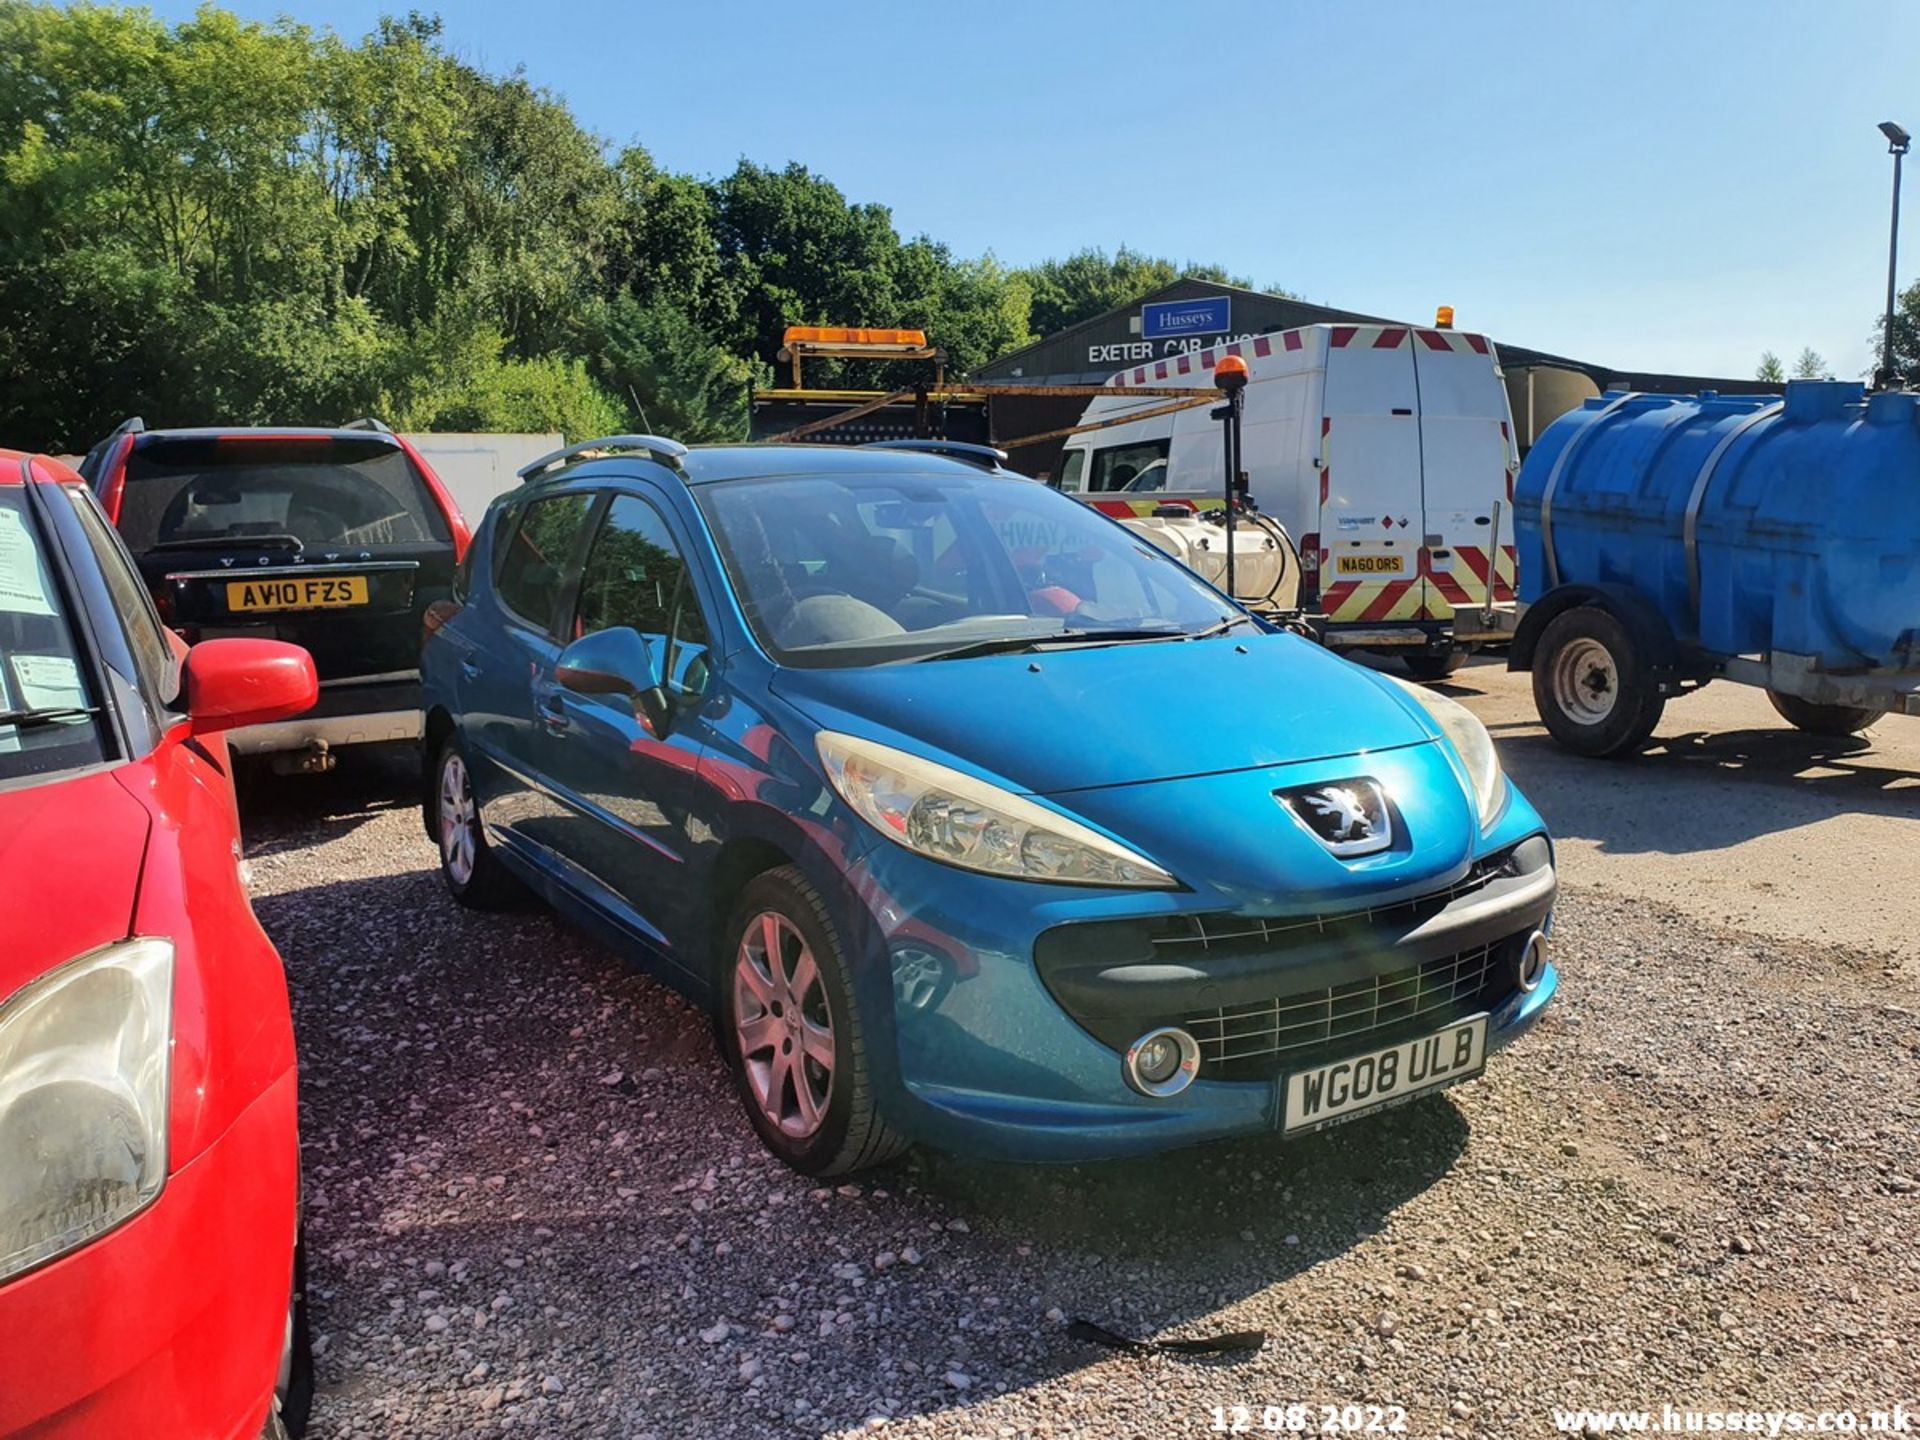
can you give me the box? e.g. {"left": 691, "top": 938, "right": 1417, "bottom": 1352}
{"left": 182, "top": 638, "right": 318, "bottom": 736}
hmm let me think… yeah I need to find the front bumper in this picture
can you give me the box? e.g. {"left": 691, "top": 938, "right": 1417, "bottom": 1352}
{"left": 0, "top": 1068, "right": 297, "bottom": 1440}
{"left": 228, "top": 675, "right": 423, "bottom": 754}
{"left": 849, "top": 801, "right": 1558, "bottom": 1164}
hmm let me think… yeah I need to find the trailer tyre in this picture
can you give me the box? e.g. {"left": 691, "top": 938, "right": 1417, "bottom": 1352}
{"left": 1532, "top": 607, "right": 1665, "bottom": 758}
{"left": 1765, "top": 690, "right": 1887, "bottom": 736}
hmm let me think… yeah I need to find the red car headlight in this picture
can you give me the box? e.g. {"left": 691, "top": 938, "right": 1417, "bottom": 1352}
{"left": 0, "top": 938, "right": 173, "bottom": 1284}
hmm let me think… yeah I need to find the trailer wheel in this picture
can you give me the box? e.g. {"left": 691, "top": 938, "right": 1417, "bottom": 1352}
{"left": 1532, "top": 607, "right": 1665, "bottom": 758}
{"left": 1765, "top": 690, "right": 1887, "bottom": 736}
{"left": 1402, "top": 650, "right": 1469, "bottom": 682}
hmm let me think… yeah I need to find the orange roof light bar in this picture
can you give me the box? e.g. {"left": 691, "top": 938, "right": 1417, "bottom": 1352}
{"left": 783, "top": 326, "right": 928, "bottom": 348}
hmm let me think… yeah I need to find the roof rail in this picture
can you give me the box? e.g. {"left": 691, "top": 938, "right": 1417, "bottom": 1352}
{"left": 339, "top": 416, "right": 393, "bottom": 434}
{"left": 517, "top": 434, "right": 689, "bottom": 481}
{"left": 861, "top": 439, "right": 1008, "bottom": 469}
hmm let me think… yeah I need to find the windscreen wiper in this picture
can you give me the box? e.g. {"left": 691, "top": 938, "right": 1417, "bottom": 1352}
{"left": 147, "top": 533, "right": 305, "bottom": 553}
{"left": 0, "top": 705, "right": 98, "bottom": 729}
{"left": 912, "top": 625, "right": 1191, "bottom": 663}
{"left": 1184, "top": 614, "right": 1258, "bottom": 640}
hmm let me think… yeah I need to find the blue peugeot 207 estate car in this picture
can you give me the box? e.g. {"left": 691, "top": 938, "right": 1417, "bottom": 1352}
{"left": 421, "top": 435, "right": 1557, "bottom": 1175}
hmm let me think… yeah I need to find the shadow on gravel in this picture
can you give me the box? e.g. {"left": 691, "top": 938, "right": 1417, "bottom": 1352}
{"left": 1489, "top": 726, "right": 1917, "bottom": 858}
{"left": 238, "top": 742, "right": 421, "bottom": 857}
{"left": 906, "top": 1096, "right": 1468, "bottom": 1328}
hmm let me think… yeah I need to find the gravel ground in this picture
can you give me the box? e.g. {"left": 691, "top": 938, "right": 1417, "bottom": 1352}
{"left": 242, "top": 751, "right": 1920, "bottom": 1440}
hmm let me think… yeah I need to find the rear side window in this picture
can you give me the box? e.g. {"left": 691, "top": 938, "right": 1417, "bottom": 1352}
{"left": 1089, "top": 439, "right": 1170, "bottom": 493}
{"left": 116, "top": 436, "right": 451, "bottom": 553}
{"left": 0, "top": 488, "right": 109, "bottom": 780}
{"left": 495, "top": 493, "right": 594, "bottom": 632}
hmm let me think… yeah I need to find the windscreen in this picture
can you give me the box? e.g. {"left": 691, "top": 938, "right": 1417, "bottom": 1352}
{"left": 694, "top": 469, "right": 1233, "bottom": 668}
{"left": 117, "top": 436, "right": 449, "bottom": 552}
{"left": 0, "top": 488, "right": 108, "bottom": 780}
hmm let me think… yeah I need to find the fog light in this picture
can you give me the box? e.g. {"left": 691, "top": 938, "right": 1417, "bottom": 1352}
{"left": 1516, "top": 931, "right": 1549, "bottom": 993}
{"left": 1123, "top": 1027, "right": 1200, "bottom": 1098}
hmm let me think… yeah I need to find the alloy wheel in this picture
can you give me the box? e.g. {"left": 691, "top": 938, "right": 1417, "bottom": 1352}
{"left": 733, "top": 912, "right": 836, "bottom": 1138}
{"left": 439, "top": 751, "right": 477, "bottom": 886}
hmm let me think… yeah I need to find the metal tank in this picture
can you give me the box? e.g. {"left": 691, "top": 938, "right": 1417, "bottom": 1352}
{"left": 1517, "top": 380, "right": 1920, "bottom": 671}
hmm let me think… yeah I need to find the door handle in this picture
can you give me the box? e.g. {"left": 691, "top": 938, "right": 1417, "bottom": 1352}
{"left": 538, "top": 692, "right": 569, "bottom": 734}
{"left": 460, "top": 656, "right": 482, "bottom": 678}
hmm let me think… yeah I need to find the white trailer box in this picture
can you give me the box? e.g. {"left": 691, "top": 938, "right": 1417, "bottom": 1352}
{"left": 404, "top": 432, "right": 562, "bottom": 530}
{"left": 1055, "top": 324, "right": 1519, "bottom": 669}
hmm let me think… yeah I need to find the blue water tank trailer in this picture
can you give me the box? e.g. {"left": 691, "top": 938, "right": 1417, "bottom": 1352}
{"left": 1508, "top": 380, "right": 1920, "bottom": 756}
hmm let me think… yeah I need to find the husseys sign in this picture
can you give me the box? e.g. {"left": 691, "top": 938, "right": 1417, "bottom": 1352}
{"left": 1088, "top": 297, "right": 1259, "bottom": 366}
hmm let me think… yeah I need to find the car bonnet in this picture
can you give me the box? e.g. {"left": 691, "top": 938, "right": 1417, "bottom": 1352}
{"left": 769, "top": 628, "right": 1438, "bottom": 796}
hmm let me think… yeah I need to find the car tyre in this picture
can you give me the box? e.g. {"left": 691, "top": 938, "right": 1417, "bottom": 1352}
{"left": 432, "top": 736, "right": 523, "bottom": 909}
{"left": 1532, "top": 607, "right": 1665, "bottom": 758}
{"left": 1402, "top": 650, "right": 1469, "bottom": 682}
{"left": 720, "top": 866, "right": 907, "bottom": 1176}
{"left": 268, "top": 1229, "right": 314, "bottom": 1438}
{"left": 1765, "top": 690, "right": 1886, "bottom": 736}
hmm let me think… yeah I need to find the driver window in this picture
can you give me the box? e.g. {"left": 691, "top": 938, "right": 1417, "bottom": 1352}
{"left": 1089, "top": 439, "right": 1171, "bottom": 493}
{"left": 574, "top": 495, "right": 711, "bottom": 698}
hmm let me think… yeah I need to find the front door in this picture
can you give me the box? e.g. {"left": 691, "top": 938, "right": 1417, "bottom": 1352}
{"left": 537, "top": 490, "right": 714, "bottom": 978}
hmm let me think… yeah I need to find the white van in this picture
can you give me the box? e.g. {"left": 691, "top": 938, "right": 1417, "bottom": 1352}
{"left": 1055, "top": 322, "right": 1519, "bottom": 675}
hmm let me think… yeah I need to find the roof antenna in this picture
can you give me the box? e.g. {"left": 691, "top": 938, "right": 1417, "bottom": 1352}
{"left": 628, "top": 386, "right": 652, "bottom": 434}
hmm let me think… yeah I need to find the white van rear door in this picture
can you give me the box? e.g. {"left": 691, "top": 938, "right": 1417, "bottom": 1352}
{"left": 1319, "top": 326, "right": 1425, "bottom": 625}
{"left": 1409, "top": 331, "right": 1518, "bottom": 618}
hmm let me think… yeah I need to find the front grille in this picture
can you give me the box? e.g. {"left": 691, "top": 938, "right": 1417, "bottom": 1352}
{"left": 1029, "top": 839, "right": 1549, "bottom": 1076}
{"left": 1185, "top": 943, "right": 1507, "bottom": 1082}
{"left": 1146, "top": 852, "right": 1509, "bottom": 954}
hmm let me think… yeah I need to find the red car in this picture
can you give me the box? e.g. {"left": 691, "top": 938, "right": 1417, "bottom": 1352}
{"left": 0, "top": 451, "right": 318, "bottom": 1438}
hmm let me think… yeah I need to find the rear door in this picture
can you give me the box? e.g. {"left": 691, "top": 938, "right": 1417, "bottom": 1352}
{"left": 112, "top": 433, "right": 456, "bottom": 685}
{"left": 464, "top": 488, "right": 600, "bottom": 862}
{"left": 1409, "top": 332, "right": 1518, "bottom": 621}
{"left": 1318, "top": 327, "right": 1425, "bottom": 626}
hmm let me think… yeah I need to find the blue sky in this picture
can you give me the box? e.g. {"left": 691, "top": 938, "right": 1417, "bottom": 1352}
{"left": 147, "top": 0, "right": 1913, "bottom": 380}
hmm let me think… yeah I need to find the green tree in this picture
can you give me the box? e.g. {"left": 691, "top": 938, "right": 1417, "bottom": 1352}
{"left": 1869, "top": 278, "right": 1920, "bottom": 385}
{"left": 1756, "top": 351, "right": 1786, "bottom": 383}
{"left": 0, "top": 2, "right": 1302, "bottom": 451}
{"left": 593, "top": 294, "right": 763, "bottom": 443}
{"left": 1791, "top": 347, "right": 1828, "bottom": 379}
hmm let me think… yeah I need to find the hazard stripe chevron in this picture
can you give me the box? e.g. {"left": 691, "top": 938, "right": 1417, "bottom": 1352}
{"left": 1111, "top": 324, "right": 1497, "bottom": 387}
{"left": 1430, "top": 545, "right": 1519, "bottom": 608}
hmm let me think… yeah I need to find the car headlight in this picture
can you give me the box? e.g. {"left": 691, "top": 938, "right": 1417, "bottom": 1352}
{"left": 1385, "top": 676, "right": 1508, "bottom": 829}
{"left": 0, "top": 938, "right": 173, "bottom": 1283}
{"left": 817, "top": 732, "right": 1175, "bottom": 888}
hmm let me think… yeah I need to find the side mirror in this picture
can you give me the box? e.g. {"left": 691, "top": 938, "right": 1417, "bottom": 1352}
{"left": 183, "top": 638, "right": 318, "bottom": 736}
{"left": 556, "top": 627, "right": 671, "bottom": 733}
